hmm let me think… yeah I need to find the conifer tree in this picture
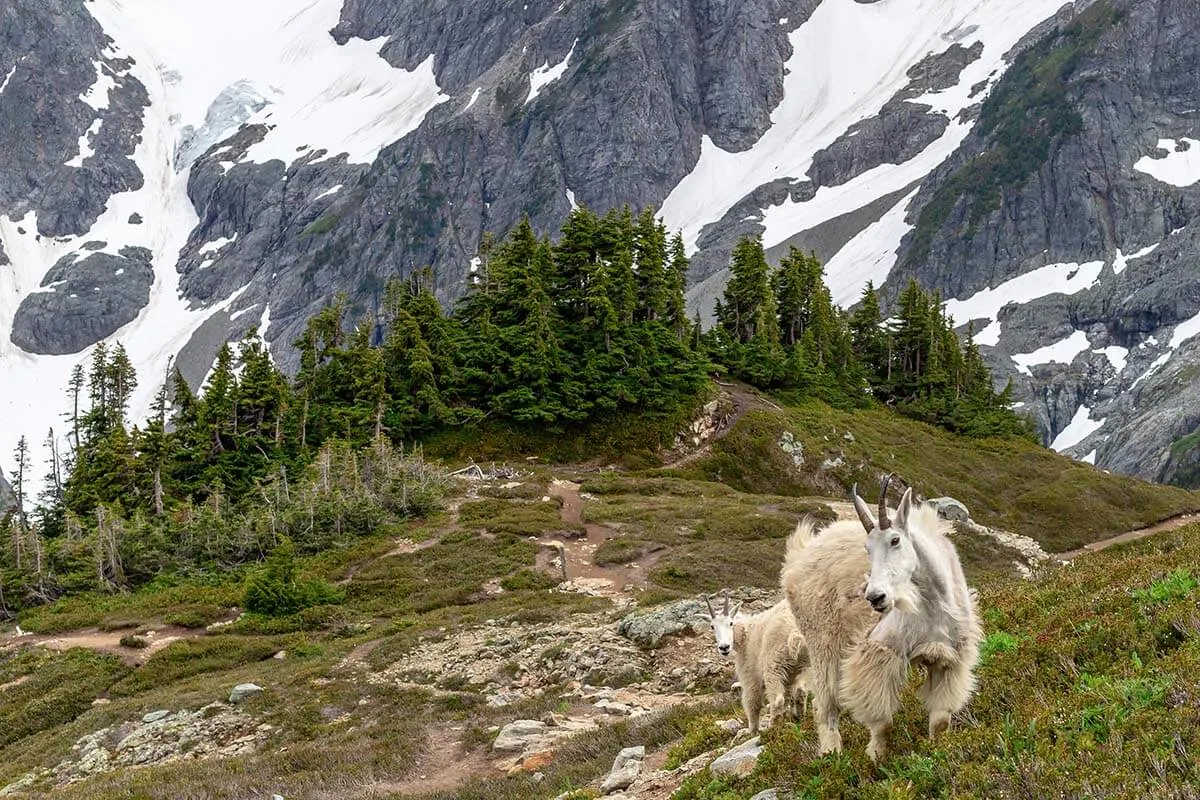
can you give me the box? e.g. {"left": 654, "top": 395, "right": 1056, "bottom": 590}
{"left": 665, "top": 234, "right": 690, "bottom": 340}
{"left": 633, "top": 208, "right": 668, "bottom": 322}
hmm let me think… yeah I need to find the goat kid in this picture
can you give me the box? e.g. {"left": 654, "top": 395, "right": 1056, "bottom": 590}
{"left": 702, "top": 590, "right": 811, "bottom": 735}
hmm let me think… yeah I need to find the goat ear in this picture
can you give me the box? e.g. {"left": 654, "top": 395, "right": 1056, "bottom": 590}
{"left": 895, "top": 487, "right": 914, "bottom": 529}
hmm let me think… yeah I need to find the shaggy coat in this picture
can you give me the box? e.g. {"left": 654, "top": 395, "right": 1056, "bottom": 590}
{"left": 781, "top": 499, "right": 982, "bottom": 760}
{"left": 730, "top": 597, "right": 811, "bottom": 734}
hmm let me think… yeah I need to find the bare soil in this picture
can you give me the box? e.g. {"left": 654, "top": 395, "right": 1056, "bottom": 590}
{"left": 1056, "top": 512, "right": 1200, "bottom": 561}
{"left": 538, "top": 479, "right": 661, "bottom": 594}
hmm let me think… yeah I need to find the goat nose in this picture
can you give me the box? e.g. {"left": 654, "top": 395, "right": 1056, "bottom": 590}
{"left": 718, "top": 645, "right": 730, "bottom": 654}
{"left": 866, "top": 590, "right": 887, "bottom": 607}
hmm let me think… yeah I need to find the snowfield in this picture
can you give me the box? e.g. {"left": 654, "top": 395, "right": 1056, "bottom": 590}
{"left": 1134, "top": 138, "right": 1200, "bottom": 187}
{"left": 660, "top": 0, "right": 1069, "bottom": 277}
{"left": 1, "top": 0, "right": 446, "bottom": 492}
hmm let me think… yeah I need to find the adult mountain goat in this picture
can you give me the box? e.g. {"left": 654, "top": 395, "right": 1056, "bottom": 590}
{"left": 781, "top": 476, "right": 982, "bottom": 761}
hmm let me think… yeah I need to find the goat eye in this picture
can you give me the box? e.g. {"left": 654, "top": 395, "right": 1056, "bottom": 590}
{"left": 890, "top": 536, "right": 900, "bottom": 547}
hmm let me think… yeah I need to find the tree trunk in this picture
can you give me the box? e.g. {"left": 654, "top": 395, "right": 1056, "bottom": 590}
{"left": 153, "top": 466, "right": 164, "bottom": 516}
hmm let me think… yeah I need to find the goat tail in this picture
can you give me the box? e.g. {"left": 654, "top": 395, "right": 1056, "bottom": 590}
{"left": 783, "top": 516, "right": 818, "bottom": 573}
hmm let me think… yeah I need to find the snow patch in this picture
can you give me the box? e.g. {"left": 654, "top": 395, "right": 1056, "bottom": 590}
{"left": 464, "top": 87, "right": 482, "bottom": 111}
{"left": 259, "top": 303, "right": 273, "bottom": 341}
{"left": 1134, "top": 138, "right": 1200, "bottom": 187}
{"left": 975, "top": 318, "right": 1002, "bottom": 347}
{"left": 87, "top": 0, "right": 446, "bottom": 168}
{"left": 66, "top": 119, "right": 104, "bottom": 168}
{"left": 230, "top": 303, "right": 259, "bottom": 321}
{"left": 1168, "top": 309, "right": 1200, "bottom": 349}
{"left": 566, "top": 188, "right": 578, "bottom": 210}
{"left": 79, "top": 60, "right": 117, "bottom": 111}
{"left": 825, "top": 188, "right": 918, "bottom": 306}
{"left": 1081, "top": 450, "right": 1097, "bottom": 465}
{"left": 1011, "top": 330, "right": 1090, "bottom": 375}
{"left": 1112, "top": 243, "right": 1159, "bottom": 275}
{"left": 1051, "top": 405, "right": 1104, "bottom": 452}
{"left": 314, "top": 185, "right": 343, "bottom": 201}
{"left": 0, "top": 64, "right": 17, "bottom": 95}
{"left": 199, "top": 234, "right": 238, "bottom": 257}
{"left": 1093, "top": 346, "right": 1128, "bottom": 373}
{"left": 661, "top": 0, "right": 1067, "bottom": 252}
{"left": 526, "top": 39, "right": 577, "bottom": 105}
{"left": 944, "top": 261, "right": 1104, "bottom": 331}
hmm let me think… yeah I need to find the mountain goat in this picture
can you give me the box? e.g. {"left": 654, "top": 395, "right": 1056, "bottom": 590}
{"left": 702, "top": 564, "right": 812, "bottom": 732}
{"left": 781, "top": 476, "right": 982, "bottom": 761}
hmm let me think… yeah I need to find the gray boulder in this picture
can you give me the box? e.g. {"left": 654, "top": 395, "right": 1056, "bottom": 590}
{"left": 491, "top": 719, "right": 547, "bottom": 753}
{"left": 927, "top": 497, "right": 971, "bottom": 522}
{"left": 228, "top": 683, "right": 263, "bottom": 704}
{"left": 709, "top": 736, "right": 763, "bottom": 777}
{"left": 600, "top": 745, "right": 645, "bottom": 794}
{"left": 617, "top": 599, "right": 710, "bottom": 649}
{"left": 750, "top": 790, "right": 779, "bottom": 800}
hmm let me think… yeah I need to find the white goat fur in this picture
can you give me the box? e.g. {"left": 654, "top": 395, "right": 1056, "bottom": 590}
{"left": 781, "top": 500, "right": 982, "bottom": 761}
{"left": 729, "top": 598, "right": 811, "bottom": 734}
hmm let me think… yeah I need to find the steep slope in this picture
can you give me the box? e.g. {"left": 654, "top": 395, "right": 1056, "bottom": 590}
{"left": 3, "top": 0, "right": 1196, "bottom": 491}
{"left": 874, "top": 0, "right": 1200, "bottom": 486}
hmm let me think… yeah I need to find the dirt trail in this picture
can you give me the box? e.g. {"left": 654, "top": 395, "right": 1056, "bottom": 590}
{"left": 538, "top": 480, "right": 660, "bottom": 595}
{"left": 362, "top": 725, "right": 491, "bottom": 798}
{"left": 2, "top": 623, "right": 217, "bottom": 667}
{"left": 1056, "top": 513, "right": 1199, "bottom": 561}
{"left": 662, "top": 382, "right": 777, "bottom": 470}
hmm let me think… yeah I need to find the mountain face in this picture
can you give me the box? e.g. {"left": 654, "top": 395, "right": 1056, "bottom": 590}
{"left": 1, "top": 0, "right": 1198, "bottom": 488}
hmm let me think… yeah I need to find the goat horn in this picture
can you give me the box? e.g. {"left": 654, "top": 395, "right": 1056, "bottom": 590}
{"left": 722, "top": 589, "right": 730, "bottom": 616}
{"left": 703, "top": 594, "right": 716, "bottom": 618}
{"left": 878, "top": 473, "right": 894, "bottom": 530}
{"left": 851, "top": 483, "right": 876, "bottom": 533}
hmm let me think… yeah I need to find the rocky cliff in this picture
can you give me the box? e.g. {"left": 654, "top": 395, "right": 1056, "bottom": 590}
{"left": 2, "top": 0, "right": 1198, "bottom": 487}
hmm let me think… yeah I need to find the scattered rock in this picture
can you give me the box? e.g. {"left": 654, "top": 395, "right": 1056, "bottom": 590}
{"left": 509, "top": 749, "right": 555, "bottom": 774}
{"left": 709, "top": 736, "right": 763, "bottom": 777}
{"left": 600, "top": 745, "right": 645, "bottom": 793}
{"left": 928, "top": 497, "right": 971, "bottom": 522}
{"left": 229, "top": 683, "right": 263, "bottom": 703}
{"left": 716, "top": 718, "right": 743, "bottom": 734}
{"left": 1, "top": 703, "right": 271, "bottom": 793}
{"left": 492, "top": 720, "right": 548, "bottom": 753}
{"left": 750, "top": 790, "right": 779, "bottom": 800}
{"left": 778, "top": 431, "right": 805, "bottom": 468}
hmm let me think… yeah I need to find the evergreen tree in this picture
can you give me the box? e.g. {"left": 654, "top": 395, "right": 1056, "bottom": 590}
{"left": 633, "top": 208, "right": 668, "bottom": 322}
{"left": 717, "top": 237, "right": 774, "bottom": 344}
{"left": 850, "top": 281, "right": 888, "bottom": 385}
{"left": 665, "top": 234, "right": 691, "bottom": 341}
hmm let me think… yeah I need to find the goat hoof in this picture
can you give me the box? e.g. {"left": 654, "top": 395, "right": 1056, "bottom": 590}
{"left": 929, "top": 713, "right": 950, "bottom": 738}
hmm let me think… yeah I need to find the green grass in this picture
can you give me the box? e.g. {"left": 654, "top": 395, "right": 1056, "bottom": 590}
{"left": 301, "top": 213, "right": 340, "bottom": 235}
{"left": 673, "top": 402, "right": 1200, "bottom": 552}
{"left": 458, "top": 497, "right": 581, "bottom": 538}
{"left": 4, "top": 393, "right": 1199, "bottom": 800}
{"left": 675, "top": 524, "right": 1200, "bottom": 800}
{"left": 0, "top": 649, "right": 130, "bottom": 750}
{"left": 17, "top": 580, "right": 241, "bottom": 634}
{"left": 422, "top": 400, "right": 705, "bottom": 470}
{"left": 108, "top": 636, "right": 284, "bottom": 698}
